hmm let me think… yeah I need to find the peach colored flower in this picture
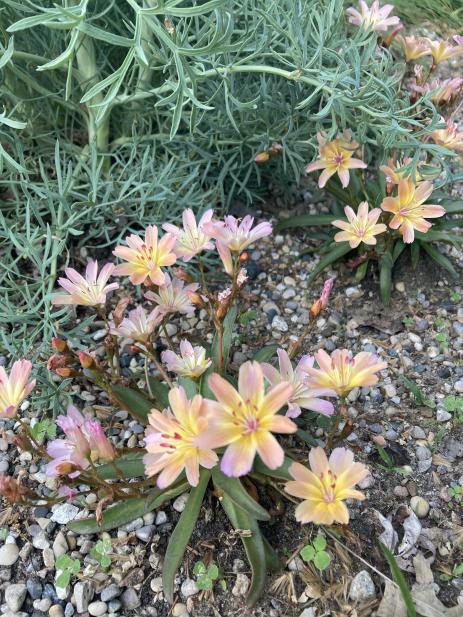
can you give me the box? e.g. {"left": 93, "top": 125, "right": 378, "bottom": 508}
{"left": 113, "top": 225, "right": 176, "bottom": 285}
{"left": 306, "top": 349, "right": 387, "bottom": 398}
{"left": 0, "top": 360, "right": 36, "bottom": 418}
{"left": 109, "top": 306, "right": 163, "bottom": 343}
{"left": 162, "top": 340, "right": 211, "bottom": 379}
{"left": 305, "top": 132, "right": 367, "bottom": 188}
{"left": 430, "top": 120, "right": 463, "bottom": 153}
{"left": 163, "top": 209, "right": 215, "bottom": 262}
{"left": 52, "top": 261, "right": 118, "bottom": 306}
{"left": 200, "top": 361, "right": 295, "bottom": 477}
{"left": 346, "top": 1, "right": 400, "bottom": 32}
{"left": 430, "top": 78, "right": 463, "bottom": 105}
{"left": 144, "top": 387, "right": 218, "bottom": 488}
{"left": 285, "top": 447, "right": 369, "bottom": 525}
{"left": 396, "top": 35, "right": 430, "bottom": 62}
{"left": 332, "top": 202, "right": 387, "bottom": 248}
{"left": 145, "top": 274, "right": 199, "bottom": 317}
{"left": 427, "top": 39, "right": 463, "bottom": 65}
{"left": 262, "top": 349, "right": 335, "bottom": 419}
{"left": 381, "top": 179, "right": 445, "bottom": 243}
{"left": 380, "top": 158, "right": 427, "bottom": 193}
{"left": 205, "top": 215, "right": 272, "bottom": 253}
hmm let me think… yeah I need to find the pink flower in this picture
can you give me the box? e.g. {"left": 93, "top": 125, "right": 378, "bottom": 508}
{"left": 262, "top": 350, "right": 335, "bottom": 419}
{"left": 162, "top": 340, "right": 211, "bottom": 379}
{"left": 163, "top": 209, "right": 215, "bottom": 261}
{"left": 305, "top": 132, "right": 367, "bottom": 189}
{"left": 199, "top": 361, "right": 295, "bottom": 477}
{"left": 237, "top": 268, "right": 248, "bottom": 287}
{"left": 430, "top": 120, "right": 463, "bottom": 153}
{"left": 396, "top": 35, "right": 430, "bottom": 62}
{"left": 145, "top": 274, "right": 199, "bottom": 317}
{"left": 306, "top": 349, "right": 387, "bottom": 398}
{"left": 346, "top": 1, "right": 400, "bottom": 32}
{"left": 52, "top": 261, "right": 118, "bottom": 306}
{"left": 204, "top": 215, "right": 272, "bottom": 253}
{"left": 310, "top": 278, "right": 334, "bottom": 319}
{"left": 144, "top": 387, "right": 218, "bottom": 488}
{"left": 430, "top": 78, "right": 463, "bottom": 105}
{"left": 0, "top": 360, "right": 36, "bottom": 418}
{"left": 217, "top": 287, "right": 232, "bottom": 304}
{"left": 109, "top": 306, "right": 163, "bottom": 343}
{"left": 285, "top": 448, "right": 369, "bottom": 525}
{"left": 427, "top": 39, "right": 463, "bottom": 65}
{"left": 46, "top": 405, "right": 115, "bottom": 477}
{"left": 113, "top": 225, "right": 177, "bottom": 285}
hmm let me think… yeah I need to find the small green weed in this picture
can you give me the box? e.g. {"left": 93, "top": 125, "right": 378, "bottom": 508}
{"left": 90, "top": 538, "right": 112, "bottom": 569}
{"left": 300, "top": 535, "right": 331, "bottom": 571}
{"left": 55, "top": 554, "right": 81, "bottom": 588}
{"left": 193, "top": 561, "right": 220, "bottom": 590}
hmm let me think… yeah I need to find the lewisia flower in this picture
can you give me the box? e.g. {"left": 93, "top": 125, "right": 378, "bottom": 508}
{"left": 200, "top": 361, "right": 295, "bottom": 477}
{"left": 52, "top": 261, "right": 119, "bottom": 306}
{"left": 430, "top": 120, "right": 463, "bottom": 153}
{"left": 204, "top": 215, "right": 272, "bottom": 274}
{"left": 110, "top": 306, "right": 163, "bottom": 343}
{"left": 285, "top": 447, "right": 369, "bottom": 525}
{"left": 0, "top": 359, "right": 36, "bottom": 419}
{"left": 145, "top": 274, "right": 199, "bottom": 317}
{"left": 306, "top": 349, "right": 387, "bottom": 398}
{"left": 262, "top": 350, "right": 335, "bottom": 419}
{"left": 47, "top": 405, "right": 115, "bottom": 477}
{"left": 396, "top": 35, "right": 430, "bottom": 62}
{"left": 163, "top": 209, "right": 215, "bottom": 261}
{"left": 162, "top": 340, "right": 212, "bottom": 379}
{"left": 381, "top": 179, "right": 445, "bottom": 243}
{"left": 380, "top": 158, "right": 425, "bottom": 193}
{"left": 144, "top": 387, "right": 218, "bottom": 488}
{"left": 346, "top": 1, "right": 400, "bottom": 32}
{"left": 113, "top": 225, "right": 176, "bottom": 286}
{"left": 427, "top": 39, "right": 463, "bottom": 66}
{"left": 332, "top": 202, "right": 387, "bottom": 248}
{"left": 305, "top": 132, "right": 367, "bottom": 189}
{"left": 430, "top": 78, "right": 463, "bottom": 105}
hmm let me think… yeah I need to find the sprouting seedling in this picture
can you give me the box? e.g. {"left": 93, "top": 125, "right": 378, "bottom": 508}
{"left": 440, "top": 562, "right": 463, "bottom": 582}
{"left": 30, "top": 419, "right": 56, "bottom": 444}
{"left": 450, "top": 291, "right": 462, "bottom": 302}
{"left": 193, "top": 560, "right": 220, "bottom": 590}
{"left": 443, "top": 396, "right": 463, "bottom": 423}
{"left": 300, "top": 534, "right": 331, "bottom": 571}
{"left": 90, "top": 538, "right": 112, "bottom": 569}
{"left": 55, "top": 554, "right": 81, "bottom": 588}
{"left": 434, "top": 332, "right": 448, "bottom": 349}
{"left": 448, "top": 485, "right": 462, "bottom": 504}
{"left": 402, "top": 315, "right": 414, "bottom": 328}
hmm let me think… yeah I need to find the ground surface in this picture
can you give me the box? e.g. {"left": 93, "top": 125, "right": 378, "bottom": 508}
{"left": 1, "top": 209, "right": 463, "bottom": 617}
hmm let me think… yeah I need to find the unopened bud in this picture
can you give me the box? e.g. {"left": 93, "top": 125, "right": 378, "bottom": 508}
{"left": 164, "top": 16, "right": 175, "bottom": 34}
{"left": 239, "top": 252, "right": 249, "bottom": 263}
{"left": 78, "top": 351, "right": 96, "bottom": 369}
{"left": 383, "top": 23, "right": 403, "bottom": 48}
{"left": 172, "top": 267, "right": 195, "bottom": 283}
{"left": 55, "top": 367, "right": 76, "bottom": 378}
{"left": 309, "top": 299, "right": 322, "bottom": 320}
{"left": 113, "top": 297, "right": 131, "bottom": 327}
{"left": 216, "top": 305, "right": 228, "bottom": 320}
{"left": 51, "top": 337, "right": 68, "bottom": 353}
{"left": 47, "top": 354, "right": 68, "bottom": 372}
{"left": 186, "top": 291, "right": 205, "bottom": 307}
{"left": 254, "top": 151, "right": 270, "bottom": 163}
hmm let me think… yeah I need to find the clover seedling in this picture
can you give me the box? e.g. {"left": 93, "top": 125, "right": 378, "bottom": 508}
{"left": 448, "top": 485, "right": 462, "bottom": 504}
{"left": 193, "top": 560, "right": 220, "bottom": 590}
{"left": 443, "top": 396, "right": 463, "bottom": 423}
{"left": 55, "top": 554, "right": 81, "bottom": 588}
{"left": 30, "top": 419, "right": 56, "bottom": 444}
{"left": 90, "top": 538, "right": 112, "bottom": 569}
{"left": 440, "top": 562, "right": 463, "bottom": 582}
{"left": 300, "top": 535, "right": 331, "bottom": 571}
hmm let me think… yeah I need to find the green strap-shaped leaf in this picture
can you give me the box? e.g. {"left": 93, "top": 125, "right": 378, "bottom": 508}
{"left": 380, "top": 543, "right": 417, "bottom": 617}
{"left": 68, "top": 497, "right": 149, "bottom": 534}
{"left": 212, "top": 468, "right": 270, "bottom": 521}
{"left": 163, "top": 470, "right": 211, "bottom": 603}
{"left": 263, "top": 536, "right": 281, "bottom": 572}
{"left": 379, "top": 253, "right": 393, "bottom": 304}
{"left": 147, "top": 378, "right": 170, "bottom": 408}
{"left": 411, "top": 242, "right": 420, "bottom": 269}
{"left": 276, "top": 214, "right": 336, "bottom": 231}
{"left": 420, "top": 242, "right": 457, "bottom": 276}
{"left": 307, "top": 243, "right": 352, "bottom": 285}
{"left": 178, "top": 376, "right": 198, "bottom": 398}
{"left": 253, "top": 344, "right": 279, "bottom": 362}
{"left": 252, "top": 455, "right": 294, "bottom": 481}
{"left": 220, "top": 494, "right": 267, "bottom": 607}
{"left": 110, "top": 384, "right": 153, "bottom": 421}
{"left": 96, "top": 452, "right": 145, "bottom": 480}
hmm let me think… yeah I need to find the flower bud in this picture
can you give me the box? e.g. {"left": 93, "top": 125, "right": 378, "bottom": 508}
{"left": 185, "top": 291, "right": 205, "bottom": 307}
{"left": 216, "top": 304, "right": 228, "bottom": 320}
{"left": 171, "top": 267, "right": 195, "bottom": 283}
{"left": 254, "top": 151, "right": 270, "bottom": 163}
{"left": 78, "top": 351, "right": 96, "bottom": 369}
{"left": 51, "top": 337, "right": 68, "bottom": 353}
{"left": 55, "top": 368, "right": 76, "bottom": 378}
{"left": 239, "top": 252, "right": 249, "bottom": 263}
{"left": 112, "top": 297, "right": 131, "bottom": 327}
{"left": 47, "top": 354, "right": 68, "bottom": 372}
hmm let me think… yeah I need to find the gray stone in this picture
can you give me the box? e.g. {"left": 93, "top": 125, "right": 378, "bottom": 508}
{"left": 121, "top": 588, "right": 140, "bottom": 610}
{"left": 32, "top": 531, "right": 50, "bottom": 550}
{"left": 232, "top": 573, "right": 250, "bottom": 596}
{"left": 436, "top": 408, "right": 452, "bottom": 422}
{"left": 173, "top": 493, "right": 189, "bottom": 513}
{"left": 412, "top": 426, "right": 426, "bottom": 439}
{"left": 52, "top": 531, "right": 68, "bottom": 558}
{"left": 74, "top": 581, "right": 94, "bottom": 613}
{"left": 100, "top": 584, "right": 121, "bottom": 602}
{"left": 455, "top": 380, "right": 463, "bottom": 393}
{"left": 33, "top": 598, "right": 52, "bottom": 612}
{"left": 51, "top": 503, "right": 79, "bottom": 525}
{"left": 299, "top": 610, "right": 317, "bottom": 617}
{"left": 181, "top": 578, "right": 199, "bottom": 598}
{"left": 155, "top": 511, "right": 168, "bottom": 525}
{"left": 349, "top": 570, "right": 376, "bottom": 601}
{"left": 88, "top": 601, "right": 108, "bottom": 616}
{"left": 150, "top": 577, "right": 163, "bottom": 593}
{"left": 0, "top": 543, "right": 19, "bottom": 566}
{"left": 271, "top": 315, "right": 288, "bottom": 332}
{"left": 124, "top": 517, "right": 143, "bottom": 532}
{"left": 49, "top": 605, "right": 65, "bottom": 617}
{"left": 135, "top": 525, "right": 154, "bottom": 542}
{"left": 5, "top": 583, "right": 27, "bottom": 612}
{"left": 416, "top": 446, "right": 431, "bottom": 461}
